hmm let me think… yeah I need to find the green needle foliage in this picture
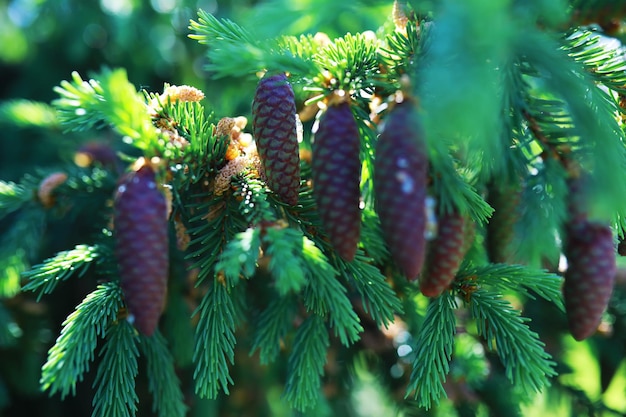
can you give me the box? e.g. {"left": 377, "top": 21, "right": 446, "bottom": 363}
{"left": 22, "top": 244, "right": 101, "bottom": 300}
{"left": 284, "top": 314, "right": 330, "bottom": 411}
{"left": 0, "top": 180, "right": 30, "bottom": 219}
{"left": 251, "top": 295, "right": 297, "bottom": 364}
{"left": 139, "top": 331, "right": 187, "bottom": 417}
{"left": 469, "top": 289, "right": 557, "bottom": 394}
{"left": 40, "top": 282, "right": 123, "bottom": 399}
{"left": 92, "top": 320, "right": 139, "bottom": 417}
{"left": 193, "top": 280, "right": 237, "bottom": 398}
{"left": 406, "top": 292, "right": 457, "bottom": 409}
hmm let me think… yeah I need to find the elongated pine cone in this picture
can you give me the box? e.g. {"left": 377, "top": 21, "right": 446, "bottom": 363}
{"left": 374, "top": 100, "right": 428, "bottom": 279}
{"left": 312, "top": 101, "right": 362, "bottom": 261}
{"left": 114, "top": 164, "right": 169, "bottom": 336}
{"left": 564, "top": 220, "right": 615, "bottom": 341}
{"left": 420, "top": 211, "right": 466, "bottom": 297}
{"left": 251, "top": 73, "right": 300, "bottom": 205}
{"left": 486, "top": 182, "right": 521, "bottom": 263}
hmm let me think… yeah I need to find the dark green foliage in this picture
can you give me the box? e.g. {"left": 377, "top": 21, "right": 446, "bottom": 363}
{"left": 92, "top": 320, "right": 139, "bottom": 417}
{"left": 114, "top": 164, "right": 169, "bottom": 336}
{"left": 252, "top": 72, "right": 301, "bottom": 206}
{"left": 312, "top": 100, "right": 362, "bottom": 261}
{"left": 374, "top": 99, "right": 428, "bottom": 279}
{"left": 193, "top": 280, "right": 237, "bottom": 398}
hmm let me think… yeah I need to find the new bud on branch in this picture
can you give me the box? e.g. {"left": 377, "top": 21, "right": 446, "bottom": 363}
{"left": 252, "top": 72, "right": 301, "bottom": 206}
{"left": 374, "top": 99, "right": 428, "bottom": 280}
{"left": 114, "top": 162, "right": 169, "bottom": 336}
{"left": 312, "top": 100, "right": 362, "bottom": 261}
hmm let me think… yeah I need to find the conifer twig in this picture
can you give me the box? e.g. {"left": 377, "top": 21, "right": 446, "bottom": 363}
{"left": 92, "top": 320, "right": 139, "bottom": 417}
{"left": 41, "top": 283, "right": 123, "bottom": 399}
{"left": 406, "top": 291, "right": 457, "bottom": 409}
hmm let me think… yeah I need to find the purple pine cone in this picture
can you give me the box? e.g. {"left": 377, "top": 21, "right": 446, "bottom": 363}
{"left": 114, "top": 164, "right": 169, "bottom": 336}
{"left": 374, "top": 100, "right": 428, "bottom": 280}
{"left": 564, "top": 220, "right": 616, "bottom": 341}
{"left": 252, "top": 73, "right": 301, "bottom": 206}
{"left": 420, "top": 212, "right": 466, "bottom": 297}
{"left": 312, "top": 101, "right": 362, "bottom": 261}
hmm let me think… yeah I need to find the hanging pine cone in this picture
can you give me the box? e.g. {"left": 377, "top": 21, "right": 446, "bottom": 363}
{"left": 374, "top": 99, "right": 428, "bottom": 279}
{"left": 114, "top": 163, "right": 169, "bottom": 336}
{"left": 563, "top": 220, "right": 616, "bottom": 341}
{"left": 251, "top": 73, "right": 300, "bottom": 206}
{"left": 486, "top": 181, "right": 521, "bottom": 264}
{"left": 311, "top": 100, "right": 362, "bottom": 261}
{"left": 420, "top": 211, "right": 466, "bottom": 297}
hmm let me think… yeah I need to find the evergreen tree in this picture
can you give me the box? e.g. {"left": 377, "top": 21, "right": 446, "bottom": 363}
{"left": 2, "top": 1, "right": 626, "bottom": 416}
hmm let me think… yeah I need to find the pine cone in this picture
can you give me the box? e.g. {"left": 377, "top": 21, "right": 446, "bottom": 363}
{"left": 374, "top": 100, "right": 428, "bottom": 279}
{"left": 311, "top": 101, "right": 362, "bottom": 261}
{"left": 486, "top": 182, "right": 521, "bottom": 263}
{"left": 114, "top": 164, "right": 169, "bottom": 336}
{"left": 564, "top": 220, "right": 616, "bottom": 341}
{"left": 420, "top": 211, "right": 466, "bottom": 297}
{"left": 251, "top": 73, "right": 300, "bottom": 205}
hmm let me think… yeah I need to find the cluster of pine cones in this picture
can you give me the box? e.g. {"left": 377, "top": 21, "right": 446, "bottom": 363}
{"left": 110, "top": 72, "right": 616, "bottom": 341}
{"left": 251, "top": 73, "right": 469, "bottom": 298}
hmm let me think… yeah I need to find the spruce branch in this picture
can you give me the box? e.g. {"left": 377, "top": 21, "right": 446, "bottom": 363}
{"left": 379, "top": 17, "right": 423, "bottom": 81}
{"left": 193, "top": 280, "right": 236, "bottom": 398}
{"left": 54, "top": 69, "right": 159, "bottom": 151}
{"left": 312, "top": 32, "right": 380, "bottom": 95}
{"left": 566, "top": 29, "right": 626, "bottom": 94}
{"left": 0, "top": 99, "right": 59, "bottom": 129}
{"left": 0, "top": 180, "right": 29, "bottom": 221}
{"left": 469, "top": 289, "right": 557, "bottom": 394}
{"left": 301, "top": 236, "right": 363, "bottom": 346}
{"left": 22, "top": 245, "right": 101, "bottom": 301}
{"left": 215, "top": 227, "right": 261, "bottom": 286}
{"left": 284, "top": 314, "right": 330, "bottom": 411}
{"left": 186, "top": 194, "right": 247, "bottom": 285}
{"left": 53, "top": 71, "right": 107, "bottom": 132}
{"left": 189, "top": 10, "right": 315, "bottom": 78}
{"left": 41, "top": 282, "right": 123, "bottom": 399}
{"left": 162, "top": 291, "right": 194, "bottom": 367}
{"left": 518, "top": 28, "right": 626, "bottom": 221}
{"left": 92, "top": 320, "right": 139, "bottom": 417}
{"left": 514, "top": 158, "right": 567, "bottom": 265}
{"left": 263, "top": 227, "right": 308, "bottom": 296}
{"left": 406, "top": 291, "right": 457, "bottom": 409}
{"left": 359, "top": 209, "right": 390, "bottom": 264}
{"left": 0, "top": 209, "right": 46, "bottom": 297}
{"left": 339, "top": 255, "right": 403, "bottom": 328}
{"left": 232, "top": 174, "right": 276, "bottom": 224}
{"left": 139, "top": 331, "right": 187, "bottom": 417}
{"left": 250, "top": 295, "right": 296, "bottom": 364}
{"left": 0, "top": 303, "right": 20, "bottom": 348}
{"left": 460, "top": 263, "right": 564, "bottom": 312}
{"left": 428, "top": 149, "right": 494, "bottom": 223}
